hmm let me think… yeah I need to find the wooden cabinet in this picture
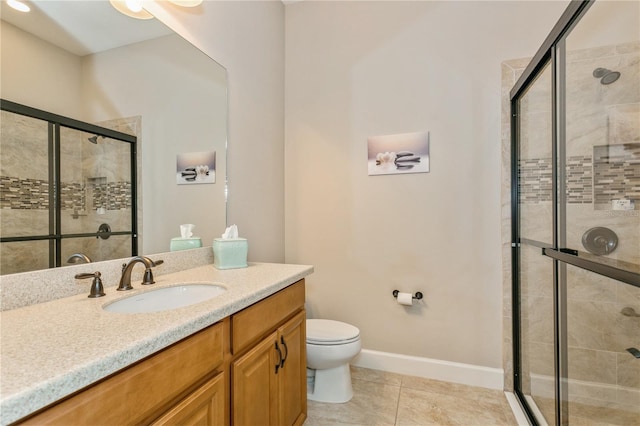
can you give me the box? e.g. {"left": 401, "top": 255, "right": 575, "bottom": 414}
{"left": 21, "top": 320, "right": 227, "bottom": 426}
{"left": 232, "top": 331, "right": 280, "bottom": 425}
{"left": 232, "top": 312, "right": 306, "bottom": 426}
{"left": 231, "top": 281, "right": 307, "bottom": 426}
{"left": 16, "top": 279, "right": 306, "bottom": 426}
{"left": 277, "top": 312, "right": 306, "bottom": 426}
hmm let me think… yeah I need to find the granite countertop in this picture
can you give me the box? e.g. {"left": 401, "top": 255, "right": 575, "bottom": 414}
{"left": 0, "top": 262, "right": 313, "bottom": 425}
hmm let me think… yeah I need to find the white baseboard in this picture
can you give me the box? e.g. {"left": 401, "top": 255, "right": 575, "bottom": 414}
{"left": 352, "top": 349, "right": 504, "bottom": 390}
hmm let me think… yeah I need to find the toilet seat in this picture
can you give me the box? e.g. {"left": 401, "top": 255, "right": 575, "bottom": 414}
{"left": 306, "top": 319, "right": 360, "bottom": 346}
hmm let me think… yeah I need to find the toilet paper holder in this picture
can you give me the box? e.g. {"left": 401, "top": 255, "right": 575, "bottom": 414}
{"left": 392, "top": 290, "right": 423, "bottom": 300}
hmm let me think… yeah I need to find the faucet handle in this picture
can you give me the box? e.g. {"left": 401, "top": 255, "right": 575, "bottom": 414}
{"left": 141, "top": 259, "right": 164, "bottom": 285}
{"left": 75, "top": 271, "right": 106, "bottom": 298}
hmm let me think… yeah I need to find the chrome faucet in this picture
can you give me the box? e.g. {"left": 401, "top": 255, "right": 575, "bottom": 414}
{"left": 117, "top": 256, "right": 164, "bottom": 291}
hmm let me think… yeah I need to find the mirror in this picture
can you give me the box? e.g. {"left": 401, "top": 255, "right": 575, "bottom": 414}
{"left": 0, "top": 1, "right": 227, "bottom": 275}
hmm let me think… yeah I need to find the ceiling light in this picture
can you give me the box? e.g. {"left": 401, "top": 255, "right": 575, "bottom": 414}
{"left": 168, "top": 0, "right": 203, "bottom": 7}
{"left": 109, "top": 0, "right": 153, "bottom": 20}
{"left": 125, "top": 0, "right": 143, "bottom": 13}
{"left": 7, "top": 0, "right": 30, "bottom": 12}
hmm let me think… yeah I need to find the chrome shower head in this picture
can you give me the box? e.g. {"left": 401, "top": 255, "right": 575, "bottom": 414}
{"left": 593, "top": 67, "right": 621, "bottom": 85}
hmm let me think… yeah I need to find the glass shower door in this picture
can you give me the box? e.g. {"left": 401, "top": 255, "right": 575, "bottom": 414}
{"left": 512, "top": 1, "right": 640, "bottom": 424}
{"left": 560, "top": 2, "right": 640, "bottom": 423}
{"left": 516, "top": 61, "right": 557, "bottom": 425}
{"left": 563, "top": 265, "right": 639, "bottom": 424}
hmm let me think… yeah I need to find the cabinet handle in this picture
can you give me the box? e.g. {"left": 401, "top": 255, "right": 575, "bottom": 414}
{"left": 280, "top": 336, "right": 288, "bottom": 368}
{"left": 275, "top": 341, "right": 283, "bottom": 374}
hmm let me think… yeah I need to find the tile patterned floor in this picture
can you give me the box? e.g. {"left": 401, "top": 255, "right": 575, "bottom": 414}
{"left": 304, "top": 366, "right": 518, "bottom": 426}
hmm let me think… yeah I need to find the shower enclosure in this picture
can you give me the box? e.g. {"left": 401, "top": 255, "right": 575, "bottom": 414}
{"left": 510, "top": 1, "right": 639, "bottom": 425}
{"left": 0, "top": 100, "right": 137, "bottom": 274}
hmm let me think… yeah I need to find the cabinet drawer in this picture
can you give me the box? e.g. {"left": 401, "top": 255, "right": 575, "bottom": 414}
{"left": 152, "top": 372, "right": 226, "bottom": 426}
{"left": 231, "top": 280, "right": 305, "bottom": 354}
{"left": 20, "top": 320, "right": 227, "bottom": 425}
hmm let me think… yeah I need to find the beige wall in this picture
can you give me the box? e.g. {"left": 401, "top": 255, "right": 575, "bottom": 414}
{"left": 0, "top": 22, "right": 82, "bottom": 117}
{"left": 283, "top": 1, "right": 567, "bottom": 368}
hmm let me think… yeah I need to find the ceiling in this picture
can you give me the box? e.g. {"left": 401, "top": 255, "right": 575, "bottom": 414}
{"left": 1, "top": 0, "right": 172, "bottom": 56}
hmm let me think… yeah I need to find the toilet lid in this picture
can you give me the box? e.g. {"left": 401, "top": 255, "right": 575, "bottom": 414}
{"left": 306, "top": 319, "right": 360, "bottom": 344}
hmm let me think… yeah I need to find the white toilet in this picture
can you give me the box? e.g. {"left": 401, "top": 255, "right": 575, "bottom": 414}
{"left": 306, "top": 319, "right": 361, "bottom": 403}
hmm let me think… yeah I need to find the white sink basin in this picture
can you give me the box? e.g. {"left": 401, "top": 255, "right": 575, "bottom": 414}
{"left": 103, "top": 283, "right": 227, "bottom": 313}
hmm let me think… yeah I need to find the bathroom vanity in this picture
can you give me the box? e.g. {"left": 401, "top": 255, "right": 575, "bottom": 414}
{"left": 0, "top": 260, "right": 312, "bottom": 426}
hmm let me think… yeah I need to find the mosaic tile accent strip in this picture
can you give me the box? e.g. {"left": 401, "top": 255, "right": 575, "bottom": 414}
{"left": 0, "top": 176, "right": 49, "bottom": 209}
{"left": 566, "top": 156, "right": 593, "bottom": 204}
{"left": 93, "top": 182, "right": 132, "bottom": 210}
{"left": 518, "top": 158, "right": 553, "bottom": 203}
{"left": 60, "top": 182, "right": 85, "bottom": 211}
{"left": 1, "top": 176, "right": 131, "bottom": 211}
{"left": 519, "top": 156, "right": 594, "bottom": 204}
{"left": 594, "top": 143, "right": 640, "bottom": 206}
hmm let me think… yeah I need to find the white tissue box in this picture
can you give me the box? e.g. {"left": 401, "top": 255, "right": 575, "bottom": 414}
{"left": 213, "top": 238, "right": 248, "bottom": 269}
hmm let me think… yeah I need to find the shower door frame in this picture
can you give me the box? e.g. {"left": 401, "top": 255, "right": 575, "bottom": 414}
{"left": 0, "top": 99, "right": 138, "bottom": 268}
{"left": 510, "top": 0, "right": 640, "bottom": 424}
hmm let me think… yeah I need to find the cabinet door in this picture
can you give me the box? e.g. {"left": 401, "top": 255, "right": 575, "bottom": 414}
{"left": 232, "top": 331, "right": 279, "bottom": 426}
{"left": 277, "top": 311, "right": 307, "bottom": 426}
{"left": 152, "top": 372, "right": 225, "bottom": 426}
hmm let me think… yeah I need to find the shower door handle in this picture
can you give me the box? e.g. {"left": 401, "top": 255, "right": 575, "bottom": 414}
{"left": 543, "top": 248, "right": 640, "bottom": 288}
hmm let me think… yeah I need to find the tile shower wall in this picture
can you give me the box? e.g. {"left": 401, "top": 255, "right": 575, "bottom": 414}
{"left": 0, "top": 111, "right": 136, "bottom": 274}
{"left": 518, "top": 146, "right": 640, "bottom": 208}
{"left": 502, "top": 41, "right": 640, "bottom": 415}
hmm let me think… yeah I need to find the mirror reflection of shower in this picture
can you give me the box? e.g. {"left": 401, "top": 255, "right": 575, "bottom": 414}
{"left": 0, "top": 102, "right": 138, "bottom": 274}
{"left": 76, "top": 134, "right": 106, "bottom": 219}
{"left": 84, "top": 133, "right": 108, "bottom": 217}
{"left": 592, "top": 67, "right": 621, "bottom": 85}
